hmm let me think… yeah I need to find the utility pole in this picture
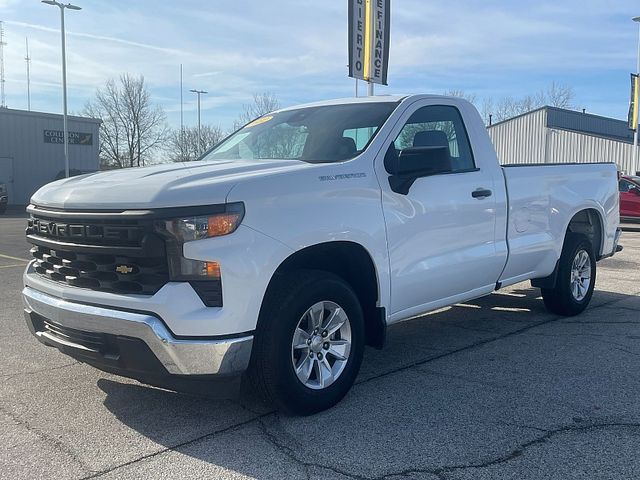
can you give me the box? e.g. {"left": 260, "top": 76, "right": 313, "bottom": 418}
{"left": 190, "top": 89, "right": 207, "bottom": 154}
{"left": 25, "top": 37, "right": 31, "bottom": 111}
{"left": 41, "top": 1, "right": 82, "bottom": 179}
{"left": 180, "top": 64, "right": 184, "bottom": 132}
{"left": 0, "top": 22, "right": 6, "bottom": 108}
{"left": 180, "top": 64, "right": 185, "bottom": 160}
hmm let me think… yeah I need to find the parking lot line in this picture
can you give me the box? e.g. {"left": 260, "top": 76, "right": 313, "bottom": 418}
{"left": 0, "top": 252, "right": 29, "bottom": 262}
{"left": 0, "top": 263, "right": 27, "bottom": 269}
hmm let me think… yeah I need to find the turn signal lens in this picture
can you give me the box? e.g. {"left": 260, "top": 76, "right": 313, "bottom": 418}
{"left": 207, "top": 213, "right": 243, "bottom": 237}
{"left": 172, "top": 258, "right": 221, "bottom": 280}
{"left": 206, "top": 261, "right": 221, "bottom": 278}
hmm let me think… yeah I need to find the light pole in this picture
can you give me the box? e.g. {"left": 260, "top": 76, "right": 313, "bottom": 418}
{"left": 190, "top": 89, "right": 207, "bottom": 154}
{"left": 42, "top": 1, "right": 81, "bottom": 179}
{"left": 633, "top": 16, "right": 640, "bottom": 174}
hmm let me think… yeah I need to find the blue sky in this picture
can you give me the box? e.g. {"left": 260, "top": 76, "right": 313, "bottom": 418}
{"left": 0, "top": 0, "right": 638, "bottom": 131}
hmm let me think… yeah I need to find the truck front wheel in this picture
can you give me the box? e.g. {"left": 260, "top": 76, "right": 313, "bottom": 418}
{"left": 541, "top": 234, "right": 596, "bottom": 316}
{"left": 249, "top": 270, "right": 364, "bottom": 415}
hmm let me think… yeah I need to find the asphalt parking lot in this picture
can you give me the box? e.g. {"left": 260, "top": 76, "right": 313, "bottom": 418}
{"left": 2, "top": 212, "right": 640, "bottom": 480}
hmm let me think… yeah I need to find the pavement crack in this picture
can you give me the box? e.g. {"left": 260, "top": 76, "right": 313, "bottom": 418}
{"left": 80, "top": 412, "right": 273, "bottom": 479}
{"left": 563, "top": 320, "right": 640, "bottom": 324}
{"left": 614, "top": 346, "right": 640, "bottom": 358}
{"left": 447, "top": 323, "right": 497, "bottom": 334}
{"left": 417, "top": 367, "right": 509, "bottom": 390}
{"left": 1, "top": 361, "right": 80, "bottom": 381}
{"left": 373, "top": 422, "right": 640, "bottom": 480}
{"left": 0, "top": 402, "right": 97, "bottom": 474}
{"left": 355, "top": 290, "right": 640, "bottom": 389}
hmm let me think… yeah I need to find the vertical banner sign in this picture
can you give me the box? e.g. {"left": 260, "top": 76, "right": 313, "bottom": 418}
{"left": 349, "top": 0, "right": 390, "bottom": 85}
{"left": 629, "top": 74, "right": 639, "bottom": 131}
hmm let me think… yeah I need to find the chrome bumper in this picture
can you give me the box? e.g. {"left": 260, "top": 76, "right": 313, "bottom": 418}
{"left": 22, "top": 287, "right": 253, "bottom": 376}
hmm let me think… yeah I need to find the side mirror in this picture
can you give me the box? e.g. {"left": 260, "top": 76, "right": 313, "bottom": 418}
{"left": 386, "top": 145, "right": 452, "bottom": 195}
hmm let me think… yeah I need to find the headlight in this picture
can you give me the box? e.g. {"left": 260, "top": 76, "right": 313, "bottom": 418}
{"left": 154, "top": 202, "right": 244, "bottom": 306}
{"left": 161, "top": 203, "right": 244, "bottom": 243}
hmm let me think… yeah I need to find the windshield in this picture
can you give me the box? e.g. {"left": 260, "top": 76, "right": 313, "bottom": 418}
{"left": 203, "top": 101, "right": 400, "bottom": 164}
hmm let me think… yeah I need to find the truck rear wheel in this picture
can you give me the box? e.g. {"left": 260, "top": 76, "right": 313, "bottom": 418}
{"left": 541, "top": 234, "right": 596, "bottom": 316}
{"left": 249, "top": 270, "right": 364, "bottom": 415}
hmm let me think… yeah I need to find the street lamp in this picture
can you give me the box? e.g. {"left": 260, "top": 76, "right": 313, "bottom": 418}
{"left": 42, "top": 1, "right": 82, "bottom": 179}
{"left": 633, "top": 16, "right": 640, "bottom": 174}
{"left": 190, "top": 89, "right": 208, "bottom": 154}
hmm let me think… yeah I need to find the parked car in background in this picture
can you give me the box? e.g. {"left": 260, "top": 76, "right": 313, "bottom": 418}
{"left": 0, "top": 181, "right": 7, "bottom": 214}
{"left": 619, "top": 175, "right": 640, "bottom": 222}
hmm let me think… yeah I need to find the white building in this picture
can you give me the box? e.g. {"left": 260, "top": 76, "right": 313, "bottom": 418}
{"left": 487, "top": 106, "right": 638, "bottom": 175}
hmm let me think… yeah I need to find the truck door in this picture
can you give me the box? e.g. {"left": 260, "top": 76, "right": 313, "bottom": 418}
{"left": 378, "top": 103, "right": 506, "bottom": 318}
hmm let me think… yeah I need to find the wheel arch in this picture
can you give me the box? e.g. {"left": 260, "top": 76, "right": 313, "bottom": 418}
{"left": 565, "top": 207, "right": 604, "bottom": 259}
{"left": 533, "top": 207, "right": 604, "bottom": 290}
{"left": 261, "top": 241, "right": 386, "bottom": 349}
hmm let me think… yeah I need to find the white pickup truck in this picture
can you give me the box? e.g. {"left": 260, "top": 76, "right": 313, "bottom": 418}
{"left": 23, "top": 95, "right": 621, "bottom": 414}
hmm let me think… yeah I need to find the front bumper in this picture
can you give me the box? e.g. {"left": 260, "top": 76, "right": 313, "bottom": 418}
{"left": 0, "top": 195, "right": 7, "bottom": 205}
{"left": 23, "top": 287, "right": 253, "bottom": 380}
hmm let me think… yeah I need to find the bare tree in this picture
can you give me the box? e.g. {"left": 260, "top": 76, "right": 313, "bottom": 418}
{"left": 84, "top": 74, "right": 167, "bottom": 169}
{"left": 484, "top": 82, "right": 575, "bottom": 124}
{"left": 166, "top": 125, "right": 226, "bottom": 162}
{"left": 444, "top": 89, "right": 477, "bottom": 105}
{"left": 546, "top": 82, "right": 574, "bottom": 109}
{"left": 233, "top": 92, "right": 280, "bottom": 130}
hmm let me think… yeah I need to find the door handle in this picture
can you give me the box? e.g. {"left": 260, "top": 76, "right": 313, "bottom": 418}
{"left": 472, "top": 188, "right": 492, "bottom": 199}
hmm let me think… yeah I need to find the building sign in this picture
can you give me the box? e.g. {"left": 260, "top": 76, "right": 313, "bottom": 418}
{"left": 43, "top": 130, "right": 93, "bottom": 145}
{"left": 348, "top": 0, "right": 391, "bottom": 85}
{"left": 629, "top": 74, "right": 639, "bottom": 131}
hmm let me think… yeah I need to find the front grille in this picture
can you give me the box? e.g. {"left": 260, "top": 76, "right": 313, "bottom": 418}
{"left": 31, "top": 245, "right": 168, "bottom": 294}
{"left": 41, "top": 317, "right": 107, "bottom": 352}
{"left": 27, "top": 208, "right": 169, "bottom": 295}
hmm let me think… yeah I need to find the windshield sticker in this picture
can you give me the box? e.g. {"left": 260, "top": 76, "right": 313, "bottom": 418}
{"left": 245, "top": 115, "right": 273, "bottom": 128}
{"left": 319, "top": 173, "right": 367, "bottom": 181}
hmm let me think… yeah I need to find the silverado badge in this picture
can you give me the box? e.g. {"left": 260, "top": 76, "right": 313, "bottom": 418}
{"left": 115, "top": 265, "right": 134, "bottom": 274}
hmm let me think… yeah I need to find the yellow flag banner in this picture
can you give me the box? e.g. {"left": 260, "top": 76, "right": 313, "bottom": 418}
{"left": 629, "top": 73, "right": 639, "bottom": 131}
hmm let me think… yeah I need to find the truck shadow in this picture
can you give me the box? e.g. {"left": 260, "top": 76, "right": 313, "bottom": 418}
{"left": 97, "top": 286, "right": 640, "bottom": 477}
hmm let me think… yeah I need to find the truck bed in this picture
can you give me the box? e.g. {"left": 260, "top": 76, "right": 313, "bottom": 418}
{"left": 498, "top": 162, "right": 619, "bottom": 287}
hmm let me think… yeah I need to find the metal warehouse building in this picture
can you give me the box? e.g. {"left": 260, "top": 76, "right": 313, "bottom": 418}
{"left": 0, "top": 108, "right": 101, "bottom": 206}
{"left": 487, "top": 106, "right": 638, "bottom": 174}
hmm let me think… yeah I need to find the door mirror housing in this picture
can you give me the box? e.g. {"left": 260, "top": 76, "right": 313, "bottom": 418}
{"left": 386, "top": 145, "right": 453, "bottom": 195}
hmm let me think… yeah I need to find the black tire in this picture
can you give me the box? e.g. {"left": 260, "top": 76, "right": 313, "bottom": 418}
{"left": 249, "top": 270, "right": 365, "bottom": 415}
{"left": 541, "top": 234, "right": 596, "bottom": 316}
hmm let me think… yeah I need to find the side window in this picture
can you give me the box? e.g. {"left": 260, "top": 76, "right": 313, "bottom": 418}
{"left": 394, "top": 105, "right": 475, "bottom": 172}
{"left": 619, "top": 180, "right": 633, "bottom": 193}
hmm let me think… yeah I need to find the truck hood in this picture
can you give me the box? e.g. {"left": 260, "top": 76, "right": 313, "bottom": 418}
{"left": 31, "top": 159, "right": 312, "bottom": 210}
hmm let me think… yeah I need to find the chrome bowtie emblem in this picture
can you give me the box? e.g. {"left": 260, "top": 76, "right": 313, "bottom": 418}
{"left": 115, "top": 265, "right": 133, "bottom": 274}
